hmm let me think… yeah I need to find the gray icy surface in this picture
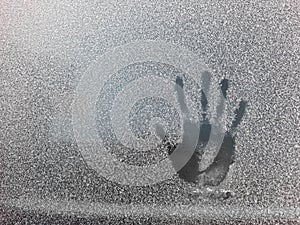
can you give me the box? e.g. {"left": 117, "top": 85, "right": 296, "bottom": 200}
{"left": 0, "top": 0, "right": 300, "bottom": 223}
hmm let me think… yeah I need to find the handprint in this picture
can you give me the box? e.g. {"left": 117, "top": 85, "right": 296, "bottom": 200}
{"left": 160, "top": 75, "right": 247, "bottom": 199}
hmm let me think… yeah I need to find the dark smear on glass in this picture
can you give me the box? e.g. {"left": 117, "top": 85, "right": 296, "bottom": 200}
{"left": 166, "top": 76, "right": 247, "bottom": 190}
{"left": 219, "top": 78, "right": 229, "bottom": 99}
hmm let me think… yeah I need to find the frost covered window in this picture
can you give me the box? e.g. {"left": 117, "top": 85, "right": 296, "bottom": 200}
{"left": 1, "top": 1, "right": 299, "bottom": 224}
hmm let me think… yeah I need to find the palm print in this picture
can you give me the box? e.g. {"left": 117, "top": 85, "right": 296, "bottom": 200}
{"left": 162, "top": 75, "right": 247, "bottom": 198}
